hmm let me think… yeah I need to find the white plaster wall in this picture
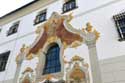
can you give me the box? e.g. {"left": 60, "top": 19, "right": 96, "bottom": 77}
{"left": 0, "top": 32, "right": 37, "bottom": 82}
{"left": 71, "top": 0, "right": 125, "bottom": 60}
{"left": 100, "top": 55, "right": 125, "bottom": 83}
{"left": 18, "top": 0, "right": 64, "bottom": 38}
{"left": 75, "top": 0, "right": 121, "bottom": 15}
{"left": 64, "top": 44, "right": 89, "bottom": 63}
{"left": 13, "top": 33, "right": 38, "bottom": 81}
{"left": 47, "top": 0, "right": 62, "bottom": 18}
{"left": 0, "top": 1, "right": 62, "bottom": 45}
{"left": 0, "top": 40, "right": 16, "bottom": 81}
{"left": 18, "top": 12, "right": 36, "bottom": 37}
{"left": 0, "top": 18, "right": 21, "bottom": 44}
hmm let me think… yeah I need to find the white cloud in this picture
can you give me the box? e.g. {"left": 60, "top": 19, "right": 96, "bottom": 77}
{"left": 0, "top": 0, "right": 34, "bottom": 17}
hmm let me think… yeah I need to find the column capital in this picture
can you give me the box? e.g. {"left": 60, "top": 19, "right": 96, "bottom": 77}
{"left": 85, "top": 40, "right": 96, "bottom": 48}
{"left": 84, "top": 32, "right": 97, "bottom": 48}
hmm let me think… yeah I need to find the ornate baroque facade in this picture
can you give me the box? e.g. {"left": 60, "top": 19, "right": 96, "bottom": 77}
{"left": 15, "top": 12, "right": 100, "bottom": 83}
{"left": 0, "top": 0, "right": 125, "bottom": 83}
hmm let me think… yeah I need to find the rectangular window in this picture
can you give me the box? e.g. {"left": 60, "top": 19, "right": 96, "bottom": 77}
{"left": 0, "top": 28, "right": 1, "bottom": 33}
{"left": 0, "top": 28, "right": 2, "bottom": 33}
{"left": 0, "top": 51, "right": 10, "bottom": 72}
{"left": 34, "top": 9, "right": 47, "bottom": 25}
{"left": 62, "top": 0, "right": 78, "bottom": 13}
{"left": 7, "top": 21, "right": 20, "bottom": 36}
{"left": 113, "top": 12, "right": 125, "bottom": 41}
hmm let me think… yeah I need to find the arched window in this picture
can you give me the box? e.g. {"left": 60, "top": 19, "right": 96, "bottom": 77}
{"left": 43, "top": 44, "right": 61, "bottom": 75}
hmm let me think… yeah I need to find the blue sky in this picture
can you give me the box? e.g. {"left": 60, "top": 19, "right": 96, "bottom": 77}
{"left": 0, "top": 0, "right": 34, "bottom": 17}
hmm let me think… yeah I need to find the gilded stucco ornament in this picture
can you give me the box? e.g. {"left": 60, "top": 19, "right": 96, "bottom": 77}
{"left": 15, "top": 44, "right": 26, "bottom": 65}
{"left": 63, "top": 56, "right": 69, "bottom": 64}
{"left": 22, "top": 67, "right": 34, "bottom": 74}
{"left": 63, "top": 13, "right": 100, "bottom": 46}
{"left": 17, "top": 12, "right": 100, "bottom": 61}
{"left": 70, "top": 63, "right": 85, "bottom": 80}
{"left": 66, "top": 55, "right": 90, "bottom": 83}
{"left": 71, "top": 55, "right": 84, "bottom": 61}
{"left": 63, "top": 42, "right": 68, "bottom": 49}
{"left": 86, "top": 22, "right": 93, "bottom": 33}
{"left": 20, "top": 44, "right": 26, "bottom": 52}
{"left": 35, "top": 26, "right": 42, "bottom": 35}
{"left": 26, "top": 53, "right": 34, "bottom": 60}
{"left": 93, "top": 29, "right": 100, "bottom": 40}
{"left": 38, "top": 74, "right": 56, "bottom": 82}
{"left": 46, "top": 74, "right": 53, "bottom": 80}
{"left": 14, "top": 12, "right": 101, "bottom": 83}
{"left": 47, "top": 36, "right": 58, "bottom": 43}
{"left": 35, "top": 26, "right": 42, "bottom": 39}
{"left": 36, "top": 48, "right": 42, "bottom": 57}
{"left": 15, "top": 44, "right": 35, "bottom": 63}
{"left": 19, "top": 67, "right": 35, "bottom": 83}
{"left": 70, "top": 41, "right": 82, "bottom": 48}
{"left": 85, "top": 22, "right": 100, "bottom": 40}
{"left": 26, "top": 12, "right": 83, "bottom": 57}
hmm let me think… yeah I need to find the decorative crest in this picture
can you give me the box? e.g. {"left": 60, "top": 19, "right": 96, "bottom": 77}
{"left": 82, "top": 22, "right": 100, "bottom": 40}
{"left": 86, "top": 22, "right": 93, "bottom": 33}
{"left": 22, "top": 67, "right": 34, "bottom": 74}
{"left": 71, "top": 55, "right": 83, "bottom": 61}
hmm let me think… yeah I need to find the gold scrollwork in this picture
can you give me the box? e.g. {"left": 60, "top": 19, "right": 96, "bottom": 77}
{"left": 22, "top": 67, "right": 34, "bottom": 74}
{"left": 26, "top": 53, "right": 34, "bottom": 60}
{"left": 47, "top": 36, "right": 58, "bottom": 43}
{"left": 82, "top": 22, "right": 100, "bottom": 41}
{"left": 71, "top": 55, "right": 83, "bottom": 61}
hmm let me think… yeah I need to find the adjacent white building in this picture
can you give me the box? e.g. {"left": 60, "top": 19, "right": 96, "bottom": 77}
{"left": 0, "top": 0, "right": 125, "bottom": 83}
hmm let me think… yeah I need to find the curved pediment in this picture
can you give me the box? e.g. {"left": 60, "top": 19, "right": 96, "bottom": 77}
{"left": 15, "top": 12, "right": 100, "bottom": 61}
{"left": 28, "top": 12, "right": 83, "bottom": 55}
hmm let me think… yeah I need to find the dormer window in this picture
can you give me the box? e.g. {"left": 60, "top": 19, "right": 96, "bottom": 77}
{"left": 7, "top": 21, "right": 19, "bottom": 36}
{"left": 62, "top": 0, "right": 78, "bottom": 13}
{"left": 34, "top": 9, "right": 47, "bottom": 25}
{"left": 113, "top": 12, "right": 125, "bottom": 41}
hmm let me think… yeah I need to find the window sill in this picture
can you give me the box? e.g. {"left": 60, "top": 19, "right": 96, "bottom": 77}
{"left": 0, "top": 70, "right": 5, "bottom": 72}
{"left": 7, "top": 32, "right": 17, "bottom": 37}
{"left": 34, "top": 19, "right": 47, "bottom": 25}
{"left": 118, "top": 38, "right": 125, "bottom": 42}
{"left": 62, "top": 6, "right": 78, "bottom": 14}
